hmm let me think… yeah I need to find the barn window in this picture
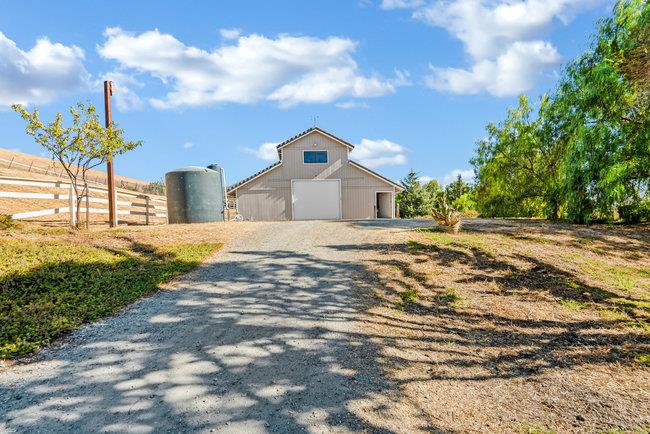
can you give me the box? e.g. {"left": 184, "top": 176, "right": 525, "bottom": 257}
{"left": 303, "top": 150, "right": 328, "bottom": 164}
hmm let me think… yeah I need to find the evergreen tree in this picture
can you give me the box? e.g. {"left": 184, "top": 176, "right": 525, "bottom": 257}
{"left": 396, "top": 171, "right": 432, "bottom": 218}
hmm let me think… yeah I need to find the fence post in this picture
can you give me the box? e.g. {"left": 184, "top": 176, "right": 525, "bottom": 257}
{"left": 68, "top": 183, "right": 76, "bottom": 227}
{"left": 8, "top": 157, "right": 14, "bottom": 169}
{"left": 145, "top": 196, "right": 150, "bottom": 225}
{"left": 28, "top": 161, "right": 33, "bottom": 172}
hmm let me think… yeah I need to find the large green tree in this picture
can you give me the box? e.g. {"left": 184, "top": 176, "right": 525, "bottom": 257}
{"left": 554, "top": 0, "right": 649, "bottom": 222}
{"left": 471, "top": 95, "right": 559, "bottom": 218}
{"left": 471, "top": 0, "right": 649, "bottom": 223}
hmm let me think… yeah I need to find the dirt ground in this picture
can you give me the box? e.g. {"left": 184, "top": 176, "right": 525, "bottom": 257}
{"left": 352, "top": 218, "right": 649, "bottom": 433}
{"left": 1, "top": 218, "right": 647, "bottom": 433}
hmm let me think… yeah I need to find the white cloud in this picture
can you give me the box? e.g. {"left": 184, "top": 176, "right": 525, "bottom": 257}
{"left": 336, "top": 100, "right": 370, "bottom": 109}
{"left": 381, "top": 0, "right": 425, "bottom": 10}
{"left": 97, "top": 27, "right": 404, "bottom": 109}
{"left": 0, "top": 32, "right": 89, "bottom": 107}
{"left": 98, "top": 71, "right": 144, "bottom": 111}
{"left": 418, "top": 175, "right": 434, "bottom": 184}
{"left": 442, "top": 168, "right": 474, "bottom": 185}
{"left": 219, "top": 28, "right": 241, "bottom": 40}
{"left": 350, "top": 138, "right": 407, "bottom": 168}
{"left": 183, "top": 142, "right": 194, "bottom": 149}
{"left": 425, "top": 41, "right": 561, "bottom": 96}
{"left": 413, "top": 0, "right": 595, "bottom": 59}
{"left": 243, "top": 142, "right": 279, "bottom": 161}
{"left": 384, "top": 0, "right": 601, "bottom": 96}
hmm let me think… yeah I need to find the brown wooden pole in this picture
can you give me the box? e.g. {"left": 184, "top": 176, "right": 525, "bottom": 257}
{"left": 104, "top": 80, "right": 117, "bottom": 227}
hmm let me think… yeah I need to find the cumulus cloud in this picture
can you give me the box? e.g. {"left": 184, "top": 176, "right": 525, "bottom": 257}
{"left": 384, "top": 0, "right": 600, "bottom": 96}
{"left": 426, "top": 41, "right": 561, "bottom": 96}
{"left": 418, "top": 175, "right": 434, "bottom": 184}
{"left": 350, "top": 138, "right": 407, "bottom": 168}
{"left": 0, "top": 32, "right": 89, "bottom": 107}
{"left": 182, "top": 142, "right": 194, "bottom": 149}
{"left": 219, "top": 28, "right": 241, "bottom": 40}
{"left": 97, "top": 27, "right": 404, "bottom": 109}
{"left": 442, "top": 168, "right": 474, "bottom": 185}
{"left": 243, "top": 142, "right": 279, "bottom": 161}
{"left": 413, "top": 0, "right": 595, "bottom": 59}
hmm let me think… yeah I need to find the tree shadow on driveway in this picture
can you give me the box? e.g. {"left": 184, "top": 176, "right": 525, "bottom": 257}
{"left": 0, "top": 248, "right": 445, "bottom": 433}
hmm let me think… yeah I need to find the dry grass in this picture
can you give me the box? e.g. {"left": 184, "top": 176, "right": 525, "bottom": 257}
{"left": 0, "top": 147, "right": 152, "bottom": 189}
{"left": 353, "top": 219, "right": 649, "bottom": 433}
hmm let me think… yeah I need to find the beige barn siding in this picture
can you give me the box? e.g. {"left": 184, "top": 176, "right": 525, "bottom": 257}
{"left": 234, "top": 131, "right": 397, "bottom": 221}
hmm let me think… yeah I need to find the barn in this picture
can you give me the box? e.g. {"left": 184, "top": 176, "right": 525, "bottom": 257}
{"left": 227, "top": 127, "right": 404, "bottom": 221}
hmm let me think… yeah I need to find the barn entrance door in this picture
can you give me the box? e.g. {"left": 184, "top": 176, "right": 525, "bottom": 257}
{"left": 291, "top": 179, "right": 341, "bottom": 220}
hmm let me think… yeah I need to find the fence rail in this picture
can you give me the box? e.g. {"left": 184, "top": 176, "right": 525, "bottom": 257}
{"left": 0, "top": 175, "right": 167, "bottom": 225}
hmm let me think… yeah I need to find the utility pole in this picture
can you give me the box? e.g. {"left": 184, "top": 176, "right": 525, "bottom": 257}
{"left": 104, "top": 80, "right": 117, "bottom": 228}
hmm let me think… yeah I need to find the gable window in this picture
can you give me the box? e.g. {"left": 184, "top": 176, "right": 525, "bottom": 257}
{"left": 303, "top": 150, "right": 328, "bottom": 164}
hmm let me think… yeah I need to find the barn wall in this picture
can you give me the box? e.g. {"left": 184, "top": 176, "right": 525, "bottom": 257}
{"left": 233, "top": 131, "right": 397, "bottom": 221}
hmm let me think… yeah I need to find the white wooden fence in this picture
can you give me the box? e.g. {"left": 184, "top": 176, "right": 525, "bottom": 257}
{"left": 0, "top": 175, "right": 167, "bottom": 225}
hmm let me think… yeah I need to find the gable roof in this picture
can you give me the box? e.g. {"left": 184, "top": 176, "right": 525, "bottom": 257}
{"left": 275, "top": 127, "right": 354, "bottom": 158}
{"left": 228, "top": 127, "right": 404, "bottom": 193}
{"left": 349, "top": 160, "right": 404, "bottom": 191}
{"left": 227, "top": 161, "right": 281, "bottom": 192}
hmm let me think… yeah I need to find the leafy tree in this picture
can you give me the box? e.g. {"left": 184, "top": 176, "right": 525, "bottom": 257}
{"left": 445, "top": 174, "right": 471, "bottom": 203}
{"left": 470, "top": 0, "right": 649, "bottom": 223}
{"left": 451, "top": 192, "right": 477, "bottom": 214}
{"left": 13, "top": 102, "right": 142, "bottom": 228}
{"left": 471, "top": 95, "right": 557, "bottom": 218}
{"left": 397, "top": 171, "right": 432, "bottom": 218}
{"left": 553, "top": 0, "right": 649, "bottom": 222}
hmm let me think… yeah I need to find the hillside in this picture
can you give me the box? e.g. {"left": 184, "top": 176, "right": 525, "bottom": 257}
{"left": 0, "top": 147, "right": 155, "bottom": 192}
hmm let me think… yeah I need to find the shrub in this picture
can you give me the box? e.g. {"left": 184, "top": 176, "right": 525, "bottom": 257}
{"left": 618, "top": 200, "right": 649, "bottom": 223}
{"left": 0, "top": 214, "right": 19, "bottom": 230}
{"left": 431, "top": 193, "right": 463, "bottom": 233}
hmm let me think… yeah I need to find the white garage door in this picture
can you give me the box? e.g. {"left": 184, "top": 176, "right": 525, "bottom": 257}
{"left": 291, "top": 179, "right": 341, "bottom": 220}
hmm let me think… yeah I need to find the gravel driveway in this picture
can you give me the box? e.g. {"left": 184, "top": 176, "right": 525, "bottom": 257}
{"left": 0, "top": 220, "right": 428, "bottom": 433}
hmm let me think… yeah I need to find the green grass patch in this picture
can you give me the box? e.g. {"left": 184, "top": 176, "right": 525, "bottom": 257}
{"left": 559, "top": 298, "right": 590, "bottom": 311}
{"left": 599, "top": 308, "right": 630, "bottom": 321}
{"left": 407, "top": 240, "right": 439, "bottom": 252}
{"left": 399, "top": 288, "right": 418, "bottom": 302}
{"left": 635, "top": 353, "right": 650, "bottom": 367}
{"left": 517, "top": 423, "right": 556, "bottom": 434}
{"left": 436, "top": 288, "right": 464, "bottom": 307}
{"left": 0, "top": 238, "right": 220, "bottom": 358}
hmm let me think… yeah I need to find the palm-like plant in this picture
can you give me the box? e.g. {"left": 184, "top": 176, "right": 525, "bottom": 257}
{"left": 431, "top": 192, "right": 463, "bottom": 234}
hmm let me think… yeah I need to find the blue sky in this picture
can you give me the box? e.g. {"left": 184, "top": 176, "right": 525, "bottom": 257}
{"left": 0, "top": 0, "right": 612, "bottom": 186}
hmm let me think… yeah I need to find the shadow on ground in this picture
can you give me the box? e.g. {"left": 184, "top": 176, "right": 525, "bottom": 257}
{"left": 0, "top": 246, "right": 443, "bottom": 433}
{"left": 328, "top": 240, "right": 648, "bottom": 381}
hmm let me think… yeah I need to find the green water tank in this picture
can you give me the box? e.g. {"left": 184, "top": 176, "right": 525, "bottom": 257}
{"left": 165, "top": 166, "right": 225, "bottom": 224}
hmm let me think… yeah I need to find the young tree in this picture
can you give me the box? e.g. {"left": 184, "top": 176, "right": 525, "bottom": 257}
{"left": 13, "top": 102, "right": 142, "bottom": 228}
{"left": 396, "top": 171, "right": 432, "bottom": 218}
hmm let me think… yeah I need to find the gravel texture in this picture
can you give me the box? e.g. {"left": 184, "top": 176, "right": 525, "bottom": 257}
{"left": 0, "top": 219, "right": 429, "bottom": 433}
